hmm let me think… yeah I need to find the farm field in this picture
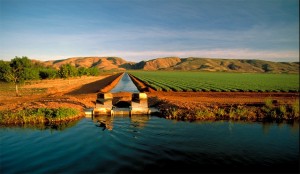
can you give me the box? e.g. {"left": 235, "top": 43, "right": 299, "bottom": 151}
{"left": 129, "top": 71, "right": 299, "bottom": 92}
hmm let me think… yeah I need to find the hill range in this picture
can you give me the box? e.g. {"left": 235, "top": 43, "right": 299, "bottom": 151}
{"left": 41, "top": 57, "right": 299, "bottom": 73}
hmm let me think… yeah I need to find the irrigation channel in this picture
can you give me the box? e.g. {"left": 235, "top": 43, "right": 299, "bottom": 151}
{"left": 110, "top": 73, "right": 139, "bottom": 93}
{"left": 1, "top": 73, "right": 299, "bottom": 173}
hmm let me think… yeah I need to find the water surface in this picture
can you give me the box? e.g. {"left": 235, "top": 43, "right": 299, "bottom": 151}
{"left": 1, "top": 117, "right": 299, "bottom": 173}
{"left": 110, "top": 73, "right": 139, "bottom": 93}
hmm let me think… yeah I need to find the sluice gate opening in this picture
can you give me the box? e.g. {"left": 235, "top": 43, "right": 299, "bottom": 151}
{"left": 92, "top": 92, "right": 158, "bottom": 116}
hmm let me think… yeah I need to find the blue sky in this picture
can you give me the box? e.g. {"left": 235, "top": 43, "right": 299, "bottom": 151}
{"left": 0, "top": 0, "right": 299, "bottom": 62}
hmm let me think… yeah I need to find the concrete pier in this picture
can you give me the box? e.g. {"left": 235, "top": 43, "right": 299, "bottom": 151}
{"left": 94, "top": 93, "right": 113, "bottom": 115}
{"left": 92, "top": 92, "right": 158, "bottom": 116}
{"left": 131, "top": 93, "right": 150, "bottom": 115}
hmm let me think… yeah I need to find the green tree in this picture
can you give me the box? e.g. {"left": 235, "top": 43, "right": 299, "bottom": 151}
{"left": 39, "top": 68, "right": 58, "bottom": 79}
{"left": 88, "top": 67, "right": 100, "bottom": 76}
{"left": 58, "top": 64, "right": 78, "bottom": 81}
{"left": 0, "top": 60, "right": 11, "bottom": 81}
{"left": 0, "top": 56, "right": 36, "bottom": 96}
{"left": 59, "top": 64, "right": 70, "bottom": 79}
{"left": 78, "top": 67, "right": 88, "bottom": 77}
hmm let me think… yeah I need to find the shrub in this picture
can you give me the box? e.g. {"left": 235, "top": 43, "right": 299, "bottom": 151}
{"left": 195, "top": 108, "right": 215, "bottom": 120}
{"left": 39, "top": 69, "right": 58, "bottom": 79}
{"left": 278, "top": 105, "right": 287, "bottom": 120}
{"left": 215, "top": 108, "right": 226, "bottom": 119}
{"left": 291, "top": 100, "right": 299, "bottom": 118}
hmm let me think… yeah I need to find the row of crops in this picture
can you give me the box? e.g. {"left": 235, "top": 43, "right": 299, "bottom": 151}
{"left": 129, "top": 71, "right": 299, "bottom": 92}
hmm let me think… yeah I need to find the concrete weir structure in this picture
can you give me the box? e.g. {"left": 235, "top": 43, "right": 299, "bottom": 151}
{"left": 93, "top": 92, "right": 157, "bottom": 116}
{"left": 94, "top": 93, "right": 114, "bottom": 115}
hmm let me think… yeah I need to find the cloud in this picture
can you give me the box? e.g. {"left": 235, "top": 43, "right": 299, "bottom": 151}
{"left": 1, "top": 22, "right": 298, "bottom": 62}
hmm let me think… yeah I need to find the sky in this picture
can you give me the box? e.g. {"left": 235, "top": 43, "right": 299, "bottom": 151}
{"left": 0, "top": 0, "right": 299, "bottom": 62}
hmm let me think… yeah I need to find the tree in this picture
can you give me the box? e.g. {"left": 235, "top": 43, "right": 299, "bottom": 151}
{"left": 78, "top": 67, "right": 88, "bottom": 77}
{"left": 58, "top": 64, "right": 78, "bottom": 79}
{"left": 0, "top": 56, "right": 36, "bottom": 96}
{"left": 88, "top": 67, "right": 100, "bottom": 76}
{"left": 0, "top": 60, "right": 11, "bottom": 81}
{"left": 58, "top": 64, "right": 78, "bottom": 85}
{"left": 39, "top": 68, "right": 58, "bottom": 79}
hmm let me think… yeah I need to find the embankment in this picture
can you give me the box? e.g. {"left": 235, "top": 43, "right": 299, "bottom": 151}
{"left": 99, "top": 73, "right": 124, "bottom": 92}
{"left": 128, "top": 73, "right": 155, "bottom": 92}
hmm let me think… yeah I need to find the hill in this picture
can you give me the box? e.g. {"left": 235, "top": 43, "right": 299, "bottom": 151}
{"left": 128, "top": 57, "right": 299, "bottom": 73}
{"left": 40, "top": 57, "right": 299, "bottom": 73}
{"left": 43, "top": 57, "right": 129, "bottom": 71}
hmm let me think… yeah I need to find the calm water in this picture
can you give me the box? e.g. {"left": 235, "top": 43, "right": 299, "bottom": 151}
{"left": 110, "top": 73, "right": 139, "bottom": 93}
{"left": 0, "top": 116, "right": 299, "bottom": 173}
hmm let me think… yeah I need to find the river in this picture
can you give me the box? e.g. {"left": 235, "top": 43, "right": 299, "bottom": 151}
{"left": 0, "top": 117, "right": 299, "bottom": 173}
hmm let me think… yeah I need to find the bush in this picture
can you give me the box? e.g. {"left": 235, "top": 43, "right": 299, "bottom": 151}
{"left": 195, "top": 108, "right": 215, "bottom": 120}
{"left": 215, "top": 108, "right": 226, "bottom": 119}
{"left": 291, "top": 100, "right": 299, "bottom": 118}
{"left": 39, "top": 69, "right": 58, "bottom": 79}
{"left": 88, "top": 67, "right": 100, "bottom": 76}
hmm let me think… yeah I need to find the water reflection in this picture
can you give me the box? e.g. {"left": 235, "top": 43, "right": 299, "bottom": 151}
{"left": 93, "top": 115, "right": 114, "bottom": 131}
{"left": 92, "top": 115, "right": 150, "bottom": 131}
{"left": 262, "top": 120, "right": 300, "bottom": 135}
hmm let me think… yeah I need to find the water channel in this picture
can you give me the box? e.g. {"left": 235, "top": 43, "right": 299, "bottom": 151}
{"left": 0, "top": 73, "right": 299, "bottom": 173}
{"left": 1, "top": 118, "right": 299, "bottom": 173}
{"left": 110, "top": 73, "right": 139, "bottom": 93}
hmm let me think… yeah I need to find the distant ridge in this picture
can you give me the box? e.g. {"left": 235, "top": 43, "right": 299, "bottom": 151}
{"left": 40, "top": 57, "right": 299, "bottom": 73}
{"left": 43, "top": 57, "right": 129, "bottom": 71}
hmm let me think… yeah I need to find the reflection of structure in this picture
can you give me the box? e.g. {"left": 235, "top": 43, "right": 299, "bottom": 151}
{"left": 130, "top": 115, "right": 150, "bottom": 129}
{"left": 92, "top": 115, "right": 150, "bottom": 131}
{"left": 93, "top": 115, "right": 113, "bottom": 131}
{"left": 93, "top": 92, "right": 158, "bottom": 116}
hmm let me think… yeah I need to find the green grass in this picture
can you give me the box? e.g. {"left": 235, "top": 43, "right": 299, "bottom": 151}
{"left": 129, "top": 71, "right": 299, "bottom": 92}
{"left": 0, "top": 108, "right": 80, "bottom": 125}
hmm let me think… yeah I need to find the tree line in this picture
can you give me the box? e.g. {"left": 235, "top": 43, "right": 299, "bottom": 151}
{"left": 0, "top": 56, "right": 100, "bottom": 96}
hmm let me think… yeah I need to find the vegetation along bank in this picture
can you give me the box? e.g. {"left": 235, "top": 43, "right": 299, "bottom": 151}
{"left": 0, "top": 108, "right": 81, "bottom": 125}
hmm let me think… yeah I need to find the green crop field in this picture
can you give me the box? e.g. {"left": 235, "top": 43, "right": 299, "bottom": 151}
{"left": 129, "top": 71, "right": 299, "bottom": 92}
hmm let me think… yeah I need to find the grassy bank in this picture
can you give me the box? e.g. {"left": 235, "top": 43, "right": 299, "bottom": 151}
{"left": 0, "top": 107, "right": 81, "bottom": 125}
{"left": 159, "top": 99, "right": 299, "bottom": 122}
